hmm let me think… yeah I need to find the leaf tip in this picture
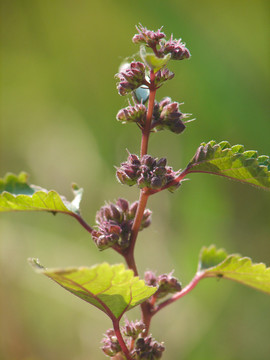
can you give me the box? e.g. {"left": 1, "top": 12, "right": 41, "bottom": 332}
{"left": 28, "top": 258, "right": 45, "bottom": 272}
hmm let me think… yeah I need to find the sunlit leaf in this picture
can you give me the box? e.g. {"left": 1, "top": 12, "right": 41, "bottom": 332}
{"left": 30, "top": 260, "right": 157, "bottom": 320}
{"left": 0, "top": 172, "right": 83, "bottom": 215}
{"left": 140, "top": 45, "right": 171, "bottom": 72}
{"left": 198, "top": 245, "right": 270, "bottom": 294}
{"left": 184, "top": 141, "right": 270, "bottom": 189}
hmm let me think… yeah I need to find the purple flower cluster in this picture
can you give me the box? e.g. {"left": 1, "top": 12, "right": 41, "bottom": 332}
{"left": 122, "top": 319, "right": 146, "bottom": 339}
{"left": 116, "top": 154, "right": 181, "bottom": 192}
{"left": 102, "top": 321, "right": 165, "bottom": 359}
{"left": 115, "top": 61, "right": 146, "bottom": 96}
{"left": 91, "top": 198, "right": 151, "bottom": 250}
{"left": 145, "top": 271, "right": 182, "bottom": 300}
{"left": 116, "top": 102, "right": 146, "bottom": 127}
{"left": 152, "top": 97, "right": 187, "bottom": 134}
{"left": 102, "top": 329, "right": 122, "bottom": 357}
{"left": 163, "top": 35, "right": 191, "bottom": 60}
{"left": 134, "top": 336, "right": 165, "bottom": 359}
{"left": 154, "top": 68, "right": 175, "bottom": 87}
{"left": 132, "top": 24, "right": 166, "bottom": 48}
{"left": 132, "top": 24, "right": 191, "bottom": 61}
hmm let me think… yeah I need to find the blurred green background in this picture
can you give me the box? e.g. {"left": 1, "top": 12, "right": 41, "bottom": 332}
{"left": 1, "top": 0, "right": 269, "bottom": 359}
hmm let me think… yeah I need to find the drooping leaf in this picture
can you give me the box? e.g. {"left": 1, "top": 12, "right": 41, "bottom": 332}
{"left": 198, "top": 245, "right": 270, "bottom": 294}
{"left": 183, "top": 141, "right": 270, "bottom": 190}
{"left": 0, "top": 172, "right": 83, "bottom": 215}
{"left": 30, "top": 260, "right": 157, "bottom": 320}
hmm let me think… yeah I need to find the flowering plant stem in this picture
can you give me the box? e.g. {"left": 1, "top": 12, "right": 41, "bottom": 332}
{"left": 113, "top": 319, "right": 133, "bottom": 360}
{"left": 122, "top": 70, "right": 158, "bottom": 340}
{"left": 140, "top": 70, "right": 156, "bottom": 157}
{"left": 1, "top": 24, "right": 269, "bottom": 360}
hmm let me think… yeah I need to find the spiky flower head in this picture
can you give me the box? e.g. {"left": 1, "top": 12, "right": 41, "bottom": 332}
{"left": 163, "top": 35, "right": 191, "bottom": 60}
{"left": 115, "top": 61, "right": 146, "bottom": 96}
{"left": 116, "top": 154, "right": 181, "bottom": 192}
{"left": 116, "top": 102, "right": 147, "bottom": 128}
{"left": 101, "top": 329, "right": 121, "bottom": 357}
{"left": 154, "top": 68, "right": 175, "bottom": 87}
{"left": 133, "top": 336, "right": 165, "bottom": 359}
{"left": 132, "top": 24, "right": 166, "bottom": 48}
{"left": 152, "top": 97, "right": 188, "bottom": 134}
{"left": 123, "top": 319, "right": 146, "bottom": 340}
{"left": 156, "top": 273, "right": 182, "bottom": 299}
{"left": 144, "top": 271, "right": 182, "bottom": 301}
{"left": 91, "top": 198, "right": 151, "bottom": 250}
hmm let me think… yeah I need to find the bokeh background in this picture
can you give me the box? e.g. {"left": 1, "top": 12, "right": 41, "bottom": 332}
{"left": 1, "top": 1, "right": 269, "bottom": 359}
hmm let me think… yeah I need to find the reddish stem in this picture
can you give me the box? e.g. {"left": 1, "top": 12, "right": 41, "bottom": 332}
{"left": 125, "top": 71, "right": 156, "bottom": 272}
{"left": 127, "top": 192, "right": 149, "bottom": 255}
{"left": 152, "top": 273, "right": 203, "bottom": 316}
{"left": 113, "top": 319, "right": 132, "bottom": 360}
{"left": 140, "top": 70, "right": 156, "bottom": 157}
{"left": 72, "top": 213, "right": 93, "bottom": 233}
{"left": 124, "top": 71, "right": 157, "bottom": 336}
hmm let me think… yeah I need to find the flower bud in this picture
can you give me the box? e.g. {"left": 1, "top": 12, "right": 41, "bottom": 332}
{"left": 150, "top": 176, "right": 163, "bottom": 189}
{"left": 156, "top": 158, "right": 167, "bottom": 167}
{"left": 116, "top": 154, "right": 141, "bottom": 186}
{"left": 141, "top": 209, "right": 152, "bottom": 229}
{"left": 141, "top": 155, "right": 156, "bottom": 168}
{"left": 116, "top": 169, "right": 137, "bottom": 186}
{"left": 92, "top": 231, "right": 118, "bottom": 250}
{"left": 116, "top": 198, "right": 129, "bottom": 213}
{"left": 144, "top": 271, "right": 157, "bottom": 286}
{"left": 109, "top": 204, "right": 121, "bottom": 221}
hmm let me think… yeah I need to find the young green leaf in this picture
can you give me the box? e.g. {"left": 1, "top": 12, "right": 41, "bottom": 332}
{"left": 183, "top": 141, "right": 270, "bottom": 190}
{"left": 29, "top": 261, "right": 157, "bottom": 320}
{"left": 198, "top": 245, "right": 270, "bottom": 294}
{"left": 140, "top": 45, "right": 171, "bottom": 72}
{"left": 0, "top": 172, "right": 83, "bottom": 215}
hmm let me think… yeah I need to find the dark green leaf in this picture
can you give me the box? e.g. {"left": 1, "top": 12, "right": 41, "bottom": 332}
{"left": 184, "top": 141, "right": 270, "bottom": 189}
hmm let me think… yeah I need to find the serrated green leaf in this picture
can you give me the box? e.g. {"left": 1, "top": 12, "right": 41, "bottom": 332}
{"left": 184, "top": 140, "right": 270, "bottom": 190}
{"left": 0, "top": 172, "right": 83, "bottom": 215}
{"left": 198, "top": 245, "right": 270, "bottom": 294}
{"left": 30, "top": 261, "right": 157, "bottom": 320}
{"left": 140, "top": 45, "right": 171, "bottom": 72}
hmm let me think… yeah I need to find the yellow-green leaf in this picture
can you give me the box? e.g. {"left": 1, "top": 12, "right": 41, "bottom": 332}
{"left": 0, "top": 172, "right": 83, "bottom": 215}
{"left": 30, "top": 261, "right": 157, "bottom": 320}
{"left": 198, "top": 245, "right": 270, "bottom": 294}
